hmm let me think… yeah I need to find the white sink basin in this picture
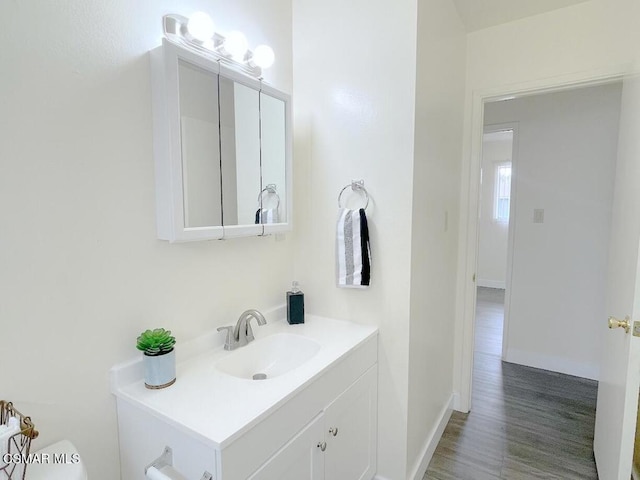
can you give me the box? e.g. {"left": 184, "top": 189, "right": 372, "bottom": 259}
{"left": 214, "top": 333, "right": 321, "bottom": 380}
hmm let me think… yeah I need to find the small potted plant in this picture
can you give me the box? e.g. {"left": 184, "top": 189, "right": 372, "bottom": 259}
{"left": 136, "top": 328, "right": 177, "bottom": 389}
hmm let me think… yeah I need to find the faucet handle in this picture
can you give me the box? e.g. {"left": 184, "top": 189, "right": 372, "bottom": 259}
{"left": 217, "top": 326, "right": 234, "bottom": 350}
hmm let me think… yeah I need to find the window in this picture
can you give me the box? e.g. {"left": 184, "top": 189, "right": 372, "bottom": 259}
{"left": 494, "top": 162, "right": 512, "bottom": 222}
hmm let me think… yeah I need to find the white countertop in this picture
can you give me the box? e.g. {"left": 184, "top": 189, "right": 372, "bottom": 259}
{"left": 110, "top": 314, "right": 377, "bottom": 449}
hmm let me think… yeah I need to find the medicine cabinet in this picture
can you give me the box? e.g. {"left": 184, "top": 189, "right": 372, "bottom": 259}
{"left": 150, "top": 39, "right": 292, "bottom": 242}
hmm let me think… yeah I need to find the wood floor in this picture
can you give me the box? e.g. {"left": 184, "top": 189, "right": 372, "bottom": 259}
{"left": 423, "top": 287, "right": 599, "bottom": 480}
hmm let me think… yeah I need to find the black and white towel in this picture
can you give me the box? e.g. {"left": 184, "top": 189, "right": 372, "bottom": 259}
{"left": 255, "top": 208, "right": 279, "bottom": 224}
{"left": 336, "top": 208, "right": 371, "bottom": 288}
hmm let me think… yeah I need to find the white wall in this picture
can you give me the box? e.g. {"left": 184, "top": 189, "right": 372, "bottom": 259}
{"left": 291, "top": 0, "right": 418, "bottom": 477}
{"left": 454, "top": 0, "right": 640, "bottom": 403}
{"left": 465, "top": 0, "right": 637, "bottom": 92}
{"left": 407, "top": 0, "right": 466, "bottom": 476}
{"left": 477, "top": 132, "right": 512, "bottom": 288}
{"left": 292, "top": 0, "right": 467, "bottom": 477}
{"left": 0, "top": 2, "right": 292, "bottom": 479}
{"left": 484, "top": 84, "right": 621, "bottom": 379}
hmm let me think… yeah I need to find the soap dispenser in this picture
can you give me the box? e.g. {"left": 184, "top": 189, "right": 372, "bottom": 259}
{"left": 287, "top": 281, "right": 305, "bottom": 324}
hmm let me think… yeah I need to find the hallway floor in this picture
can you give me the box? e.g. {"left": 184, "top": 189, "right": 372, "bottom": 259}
{"left": 423, "top": 287, "right": 599, "bottom": 479}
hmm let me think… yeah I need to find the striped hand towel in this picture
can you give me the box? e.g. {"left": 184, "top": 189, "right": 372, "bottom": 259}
{"left": 336, "top": 208, "right": 371, "bottom": 288}
{"left": 255, "top": 208, "right": 279, "bottom": 224}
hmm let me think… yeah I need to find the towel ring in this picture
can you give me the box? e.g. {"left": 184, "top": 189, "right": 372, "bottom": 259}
{"left": 258, "top": 184, "right": 280, "bottom": 209}
{"left": 338, "top": 180, "right": 369, "bottom": 210}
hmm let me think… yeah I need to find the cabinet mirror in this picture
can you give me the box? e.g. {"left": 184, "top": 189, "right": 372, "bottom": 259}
{"left": 259, "top": 91, "right": 288, "bottom": 225}
{"left": 151, "top": 39, "right": 291, "bottom": 242}
{"left": 178, "top": 59, "right": 222, "bottom": 229}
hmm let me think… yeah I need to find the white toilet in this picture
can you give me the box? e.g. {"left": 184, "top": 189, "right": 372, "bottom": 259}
{"left": 27, "top": 439, "right": 87, "bottom": 480}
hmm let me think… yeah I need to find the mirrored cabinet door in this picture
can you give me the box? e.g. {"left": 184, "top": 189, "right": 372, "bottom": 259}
{"left": 259, "top": 91, "right": 287, "bottom": 226}
{"left": 151, "top": 41, "right": 225, "bottom": 242}
{"left": 260, "top": 86, "right": 292, "bottom": 234}
{"left": 178, "top": 60, "right": 223, "bottom": 229}
{"left": 219, "top": 76, "right": 262, "bottom": 237}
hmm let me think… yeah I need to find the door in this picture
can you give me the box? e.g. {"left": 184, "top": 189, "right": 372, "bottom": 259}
{"left": 593, "top": 72, "right": 640, "bottom": 480}
{"left": 324, "top": 366, "right": 377, "bottom": 480}
{"left": 247, "top": 413, "right": 325, "bottom": 480}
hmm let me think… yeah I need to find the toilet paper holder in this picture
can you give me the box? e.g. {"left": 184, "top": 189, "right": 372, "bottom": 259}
{"left": 145, "top": 446, "right": 213, "bottom": 480}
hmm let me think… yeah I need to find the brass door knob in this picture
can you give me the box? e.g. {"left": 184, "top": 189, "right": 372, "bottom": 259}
{"left": 608, "top": 316, "right": 631, "bottom": 333}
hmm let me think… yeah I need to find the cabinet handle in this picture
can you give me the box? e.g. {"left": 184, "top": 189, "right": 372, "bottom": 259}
{"left": 317, "top": 441, "right": 327, "bottom": 452}
{"left": 328, "top": 427, "right": 338, "bottom": 437}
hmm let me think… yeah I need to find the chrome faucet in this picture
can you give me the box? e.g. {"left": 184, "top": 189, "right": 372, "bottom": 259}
{"left": 217, "top": 309, "right": 267, "bottom": 350}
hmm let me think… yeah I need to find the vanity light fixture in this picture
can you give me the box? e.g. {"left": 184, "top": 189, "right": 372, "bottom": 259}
{"left": 186, "top": 12, "right": 215, "bottom": 43}
{"left": 250, "top": 45, "right": 275, "bottom": 69}
{"left": 163, "top": 13, "right": 275, "bottom": 78}
{"left": 219, "top": 31, "right": 249, "bottom": 61}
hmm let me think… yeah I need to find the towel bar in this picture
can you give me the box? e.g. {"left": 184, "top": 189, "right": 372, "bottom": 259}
{"left": 145, "top": 446, "right": 212, "bottom": 480}
{"left": 338, "top": 179, "right": 369, "bottom": 210}
{"left": 257, "top": 184, "right": 280, "bottom": 209}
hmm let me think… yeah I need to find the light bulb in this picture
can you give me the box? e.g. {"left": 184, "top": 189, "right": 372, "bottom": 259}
{"left": 252, "top": 45, "right": 275, "bottom": 69}
{"left": 187, "top": 12, "right": 215, "bottom": 42}
{"left": 223, "top": 31, "right": 248, "bottom": 61}
{"left": 201, "top": 39, "right": 215, "bottom": 51}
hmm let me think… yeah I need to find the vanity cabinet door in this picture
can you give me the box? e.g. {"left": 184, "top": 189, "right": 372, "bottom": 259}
{"left": 247, "top": 413, "right": 325, "bottom": 480}
{"left": 324, "top": 366, "right": 378, "bottom": 480}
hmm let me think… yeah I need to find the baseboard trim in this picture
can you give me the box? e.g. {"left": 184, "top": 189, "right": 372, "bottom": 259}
{"left": 505, "top": 348, "right": 599, "bottom": 380}
{"left": 407, "top": 394, "right": 454, "bottom": 480}
{"left": 477, "top": 279, "right": 505, "bottom": 289}
{"left": 452, "top": 392, "right": 462, "bottom": 412}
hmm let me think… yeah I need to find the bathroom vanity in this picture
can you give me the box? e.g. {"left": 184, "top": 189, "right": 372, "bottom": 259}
{"left": 110, "top": 315, "right": 378, "bottom": 480}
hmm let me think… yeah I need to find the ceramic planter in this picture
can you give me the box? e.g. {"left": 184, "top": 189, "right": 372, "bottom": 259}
{"left": 143, "top": 349, "right": 176, "bottom": 389}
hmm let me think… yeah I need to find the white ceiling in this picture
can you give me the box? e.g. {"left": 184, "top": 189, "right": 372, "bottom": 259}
{"left": 451, "top": 0, "right": 591, "bottom": 32}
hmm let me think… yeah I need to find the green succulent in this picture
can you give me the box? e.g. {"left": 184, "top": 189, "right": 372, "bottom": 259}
{"left": 136, "top": 328, "right": 176, "bottom": 356}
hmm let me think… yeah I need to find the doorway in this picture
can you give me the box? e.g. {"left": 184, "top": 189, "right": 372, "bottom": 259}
{"left": 479, "top": 83, "right": 621, "bottom": 381}
{"left": 460, "top": 82, "right": 621, "bottom": 478}
{"left": 458, "top": 75, "right": 621, "bottom": 411}
{"left": 475, "top": 127, "right": 515, "bottom": 359}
